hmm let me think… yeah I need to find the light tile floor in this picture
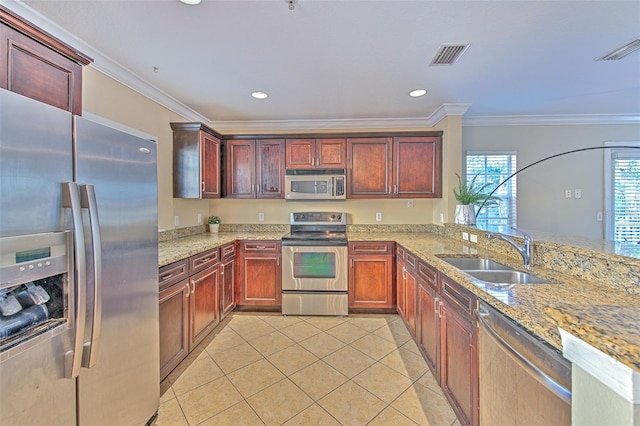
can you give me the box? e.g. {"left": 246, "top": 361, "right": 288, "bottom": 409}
{"left": 157, "top": 313, "right": 460, "bottom": 426}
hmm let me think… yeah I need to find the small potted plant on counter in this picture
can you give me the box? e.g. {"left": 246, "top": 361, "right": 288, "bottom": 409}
{"left": 208, "top": 215, "right": 221, "bottom": 233}
{"left": 453, "top": 173, "right": 500, "bottom": 225}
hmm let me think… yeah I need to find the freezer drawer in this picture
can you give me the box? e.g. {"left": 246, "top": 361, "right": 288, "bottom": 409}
{"left": 282, "top": 291, "right": 348, "bottom": 316}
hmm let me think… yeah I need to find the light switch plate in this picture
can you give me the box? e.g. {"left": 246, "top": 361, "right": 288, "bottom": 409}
{"left": 462, "top": 232, "right": 469, "bottom": 241}
{"left": 565, "top": 190, "right": 572, "bottom": 199}
{"left": 574, "top": 189, "right": 582, "bottom": 199}
{"left": 470, "top": 234, "right": 478, "bottom": 243}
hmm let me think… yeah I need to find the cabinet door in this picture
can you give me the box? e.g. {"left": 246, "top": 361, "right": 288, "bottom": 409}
{"left": 440, "top": 299, "right": 478, "bottom": 426}
{"left": 0, "top": 23, "right": 84, "bottom": 115}
{"left": 190, "top": 265, "right": 220, "bottom": 348}
{"left": 316, "top": 139, "right": 346, "bottom": 168}
{"left": 159, "top": 280, "right": 190, "bottom": 380}
{"left": 396, "top": 258, "right": 406, "bottom": 317}
{"left": 256, "top": 139, "right": 285, "bottom": 198}
{"left": 238, "top": 253, "right": 282, "bottom": 306}
{"left": 417, "top": 279, "right": 440, "bottom": 380}
{"left": 285, "top": 139, "right": 315, "bottom": 169}
{"left": 393, "top": 136, "right": 442, "bottom": 198}
{"left": 220, "top": 256, "right": 235, "bottom": 320}
{"left": 347, "top": 138, "right": 392, "bottom": 198}
{"left": 348, "top": 255, "right": 394, "bottom": 309}
{"left": 226, "top": 140, "right": 255, "bottom": 198}
{"left": 201, "top": 132, "right": 221, "bottom": 198}
{"left": 404, "top": 267, "right": 417, "bottom": 338}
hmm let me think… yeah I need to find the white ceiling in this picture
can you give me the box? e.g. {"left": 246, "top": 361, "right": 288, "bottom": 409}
{"left": 8, "top": 0, "right": 640, "bottom": 128}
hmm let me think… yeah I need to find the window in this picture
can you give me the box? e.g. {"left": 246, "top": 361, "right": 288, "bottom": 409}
{"left": 465, "top": 153, "right": 517, "bottom": 228}
{"left": 605, "top": 143, "right": 640, "bottom": 243}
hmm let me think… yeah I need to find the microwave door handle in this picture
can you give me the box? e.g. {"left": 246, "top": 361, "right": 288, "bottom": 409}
{"left": 61, "top": 182, "right": 87, "bottom": 379}
{"left": 80, "top": 184, "right": 102, "bottom": 368}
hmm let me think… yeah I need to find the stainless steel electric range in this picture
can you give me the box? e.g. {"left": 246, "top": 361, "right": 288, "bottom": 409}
{"left": 281, "top": 212, "right": 348, "bottom": 316}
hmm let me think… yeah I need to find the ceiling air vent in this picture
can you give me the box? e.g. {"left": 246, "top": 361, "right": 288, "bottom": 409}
{"left": 430, "top": 44, "right": 469, "bottom": 66}
{"left": 597, "top": 38, "right": 640, "bottom": 61}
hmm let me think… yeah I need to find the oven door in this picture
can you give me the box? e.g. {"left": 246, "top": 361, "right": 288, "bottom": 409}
{"left": 282, "top": 245, "right": 348, "bottom": 291}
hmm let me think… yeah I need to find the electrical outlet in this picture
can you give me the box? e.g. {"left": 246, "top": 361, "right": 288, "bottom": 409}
{"left": 407, "top": 199, "right": 414, "bottom": 208}
{"left": 375, "top": 212, "right": 382, "bottom": 222}
{"left": 596, "top": 211, "right": 603, "bottom": 221}
{"left": 462, "top": 232, "right": 469, "bottom": 241}
{"left": 440, "top": 213, "right": 445, "bottom": 223}
{"left": 258, "top": 212, "right": 265, "bottom": 222}
{"left": 574, "top": 189, "right": 582, "bottom": 199}
{"left": 197, "top": 213, "right": 202, "bottom": 224}
{"left": 470, "top": 234, "right": 478, "bottom": 243}
{"left": 174, "top": 216, "right": 179, "bottom": 226}
{"left": 565, "top": 189, "right": 572, "bottom": 199}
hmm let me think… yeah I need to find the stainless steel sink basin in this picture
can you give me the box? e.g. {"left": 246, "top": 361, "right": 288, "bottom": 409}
{"left": 439, "top": 257, "right": 512, "bottom": 271}
{"left": 464, "top": 270, "right": 553, "bottom": 285}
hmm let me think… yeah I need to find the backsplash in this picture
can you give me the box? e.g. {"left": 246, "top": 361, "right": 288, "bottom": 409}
{"left": 443, "top": 223, "right": 640, "bottom": 295}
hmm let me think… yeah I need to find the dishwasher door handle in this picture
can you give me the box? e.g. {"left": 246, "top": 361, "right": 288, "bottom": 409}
{"left": 475, "top": 309, "right": 572, "bottom": 404}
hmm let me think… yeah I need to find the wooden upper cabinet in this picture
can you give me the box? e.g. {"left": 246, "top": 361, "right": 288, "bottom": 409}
{"left": 256, "top": 139, "right": 285, "bottom": 198}
{"left": 1, "top": 7, "right": 92, "bottom": 115}
{"left": 171, "top": 122, "right": 222, "bottom": 199}
{"left": 225, "top": 140, "right": 255, "bottom": 198}
{"left": 393, "top": 136, "right": 442, "bottom": 198}
{"left": 225, "top": 139, "right": 284, "bottom": 199}
{"left": 347, "top": 137, "right": 392, "bottom": 198}
{"left": 285, "top": 138, "right": 346, "bottom": 169}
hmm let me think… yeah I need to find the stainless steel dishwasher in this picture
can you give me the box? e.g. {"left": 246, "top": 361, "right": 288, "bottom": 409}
{"left": 477, "top": 301, "right": 571, "bottom": 425}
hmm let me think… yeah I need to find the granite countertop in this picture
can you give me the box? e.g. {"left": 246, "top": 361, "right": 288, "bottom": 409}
{"left": 159, "top": 230, "right": 640, "bottom": 373}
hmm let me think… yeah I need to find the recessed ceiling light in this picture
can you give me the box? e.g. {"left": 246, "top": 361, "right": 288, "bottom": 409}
{"left": 179, "top": 0, "right": 201, "bottom": 5}
{"left": 251, "top": 91, "right": 268, "bottom": 99}
{"left": 409, "top": 89, "right": 427, "bottom": 97}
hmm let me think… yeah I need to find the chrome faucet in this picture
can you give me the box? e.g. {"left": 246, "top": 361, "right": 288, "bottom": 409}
{"left": 485, "top": 228, "right": 533, "bottom": 266}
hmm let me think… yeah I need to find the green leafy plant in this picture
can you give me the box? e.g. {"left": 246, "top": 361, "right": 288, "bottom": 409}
{"left": 207, "top": 215, "right": 221, "bottom": 225}
{"left": 453, "top": 174, "right": 501, "bottom": 206}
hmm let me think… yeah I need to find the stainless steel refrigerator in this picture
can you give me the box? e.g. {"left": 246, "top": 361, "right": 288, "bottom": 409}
{"left": 0, "top": 89, "right": 160, "bottom": 425}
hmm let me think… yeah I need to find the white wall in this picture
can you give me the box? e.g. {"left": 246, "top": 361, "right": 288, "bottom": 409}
{"left": 462, "top": 124, "right": 640, "bottom": 239}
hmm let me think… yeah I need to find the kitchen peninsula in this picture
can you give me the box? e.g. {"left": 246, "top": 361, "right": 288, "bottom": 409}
{"left": 159, "top": 222, "right": 640, "bottom": 425}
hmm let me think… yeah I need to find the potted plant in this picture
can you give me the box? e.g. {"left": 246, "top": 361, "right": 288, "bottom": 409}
{"left": 453, "top": 174, "right": 500, "bottom": 225}
{"left": 207, "top": 215, "right": 221, "bottom": 232}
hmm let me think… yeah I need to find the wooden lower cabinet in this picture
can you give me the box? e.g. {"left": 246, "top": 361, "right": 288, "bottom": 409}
{"left": 417, "top": 279, "right": 440, "bottom": 378}
{"left": 189, "top": 264, "right": 220, "bottom": 347}
{"left": 440, "top": 297, "right": 478, "bottom": 426}
{"left": 159, "top": 279, "right": 190, "bottom": 381}
{"left": 236, "top": 241, "right": 282, "bottom": 306}
{"left": 219, "top": 242, "right": 236, "bottom": 320}
{"left": 348, "top": 242, "right": 394, "bottom": 309}
{"left": 396, "top": 246, "right": 417, "bottom": 337}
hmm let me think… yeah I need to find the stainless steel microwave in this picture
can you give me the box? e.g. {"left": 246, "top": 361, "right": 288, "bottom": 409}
{"left": 284, "top": 169, "right": 346, "bottom": 200}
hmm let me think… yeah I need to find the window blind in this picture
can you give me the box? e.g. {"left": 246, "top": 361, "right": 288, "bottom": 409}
{"left": 466, "top": 153, "right": 517, "bottom": 228}
{"left": 612, "top": 151, "right": 640, "bottom": 243}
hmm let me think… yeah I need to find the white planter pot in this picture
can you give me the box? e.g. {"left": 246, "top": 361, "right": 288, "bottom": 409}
{"left": 454, "top": 205, "right": 477, "bottom": 225}
{"left": 208, "top": 224, "right": 219, "bottom": 233}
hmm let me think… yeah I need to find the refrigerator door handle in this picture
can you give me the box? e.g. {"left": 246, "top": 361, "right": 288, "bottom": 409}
{"left": 61, "top": 182, "right": 87, "bottom": 379}
{"left": 80, "top": 184, "right": 102, "bottom": 368}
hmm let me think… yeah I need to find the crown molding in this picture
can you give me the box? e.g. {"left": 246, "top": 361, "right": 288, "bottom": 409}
{"left": 462, "top": 114, "right": 640, "bottom": 127}
{"left": 2, "top": 0, "right": 209, "bottom": 123}
{"left": 5, "top": 1, "right": 637, "bottom": 131}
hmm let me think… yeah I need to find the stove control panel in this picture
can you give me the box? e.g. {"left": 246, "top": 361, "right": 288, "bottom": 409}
{"left": 290, "top": 212, "right": 347, "bottom": 225}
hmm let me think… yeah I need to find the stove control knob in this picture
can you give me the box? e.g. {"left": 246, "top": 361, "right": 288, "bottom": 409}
{"left": 330, "top": 214, "right": 336, "bottom": 219}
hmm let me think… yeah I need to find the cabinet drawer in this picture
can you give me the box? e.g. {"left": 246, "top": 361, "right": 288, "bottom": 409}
{"left": 441, "top": 274, "right": 476, "bottom": 318}
{"left": 240, "top": 241, "right": 279, "bottom": 253}
{"left": 189, "top": 248, "right": 219, "bottom": 274}
{"left": 417, "top": 260, "right": 439, "bottom": 292}
{"left": 158, "top": 259, "right": 189, "bottom": 290}
{"left": 220, "top": 242, "right": 236, "bottom": 260}
{"left": 349, "top": 241, "right": 393, "bottom": 255}
{"left": 405, "top": 252, "right": 416, "bottom": 270}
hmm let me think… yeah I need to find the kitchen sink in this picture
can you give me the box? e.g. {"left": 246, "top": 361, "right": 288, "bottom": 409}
{"left": 464, "top": 270, "right": 553, "bottom": 285}
{"left": 438, "top": 256, "right": 557, "bottom": 285}
{"left": 438, "top": 257, "right": 512, "bottom": 271}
